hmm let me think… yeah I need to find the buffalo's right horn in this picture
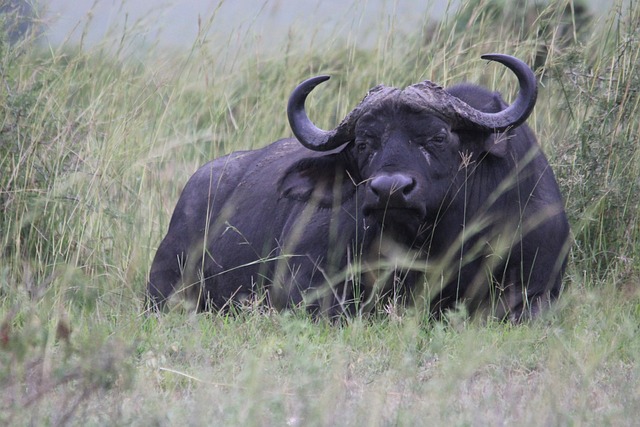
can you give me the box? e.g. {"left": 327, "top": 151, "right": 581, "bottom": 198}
{"left": 287, "top": 75, "right": 354, "bottom": 152}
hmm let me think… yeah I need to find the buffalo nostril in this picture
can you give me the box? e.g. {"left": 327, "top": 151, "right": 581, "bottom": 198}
{"left": 370, "top": 174, "right": 416, "bottom": 200}
{"left": 402, "top": 178, "right": 416, "bottom": 195}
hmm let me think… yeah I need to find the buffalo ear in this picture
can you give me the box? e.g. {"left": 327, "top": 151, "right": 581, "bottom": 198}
{"left": 278, "top": 153, "right": 356, "bottom": 207}
{"left": 457, "top": 130, "right": 509, "bottom": 158}
{"left": 481, "top": 91, "right": 511, "bottom": 157}
{"left": 452, "top": 90, "right": 511, "bottom": 158}
{"left": 483, "top": 132, "right": 509, "bottom": 158}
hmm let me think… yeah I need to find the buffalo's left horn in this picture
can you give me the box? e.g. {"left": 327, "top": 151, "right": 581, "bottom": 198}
{"left": 444, "top": 54, "right": 537, "bottom": 132}
{"left": 475, "top": 53, "right": 538, "bottom": 130}
{"left": 287, "top": 75, "right": 353, "bottom": 151}
{"left": 407, "top": 54, "right": 538, "bottom": 132}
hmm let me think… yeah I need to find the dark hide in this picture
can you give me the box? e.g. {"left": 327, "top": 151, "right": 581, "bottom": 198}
{"left": 148, "top": 83, "right": 569, "bottom": 321}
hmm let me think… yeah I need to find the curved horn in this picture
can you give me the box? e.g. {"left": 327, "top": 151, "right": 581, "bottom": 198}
{"left": 406, "top": 54, "right": 538, "bottom": 132}
{"left": 287, "top": 75, "right": 353, "bottom": 151}
{"left": 476, "top": 53, "right": 538, "bottom": 130}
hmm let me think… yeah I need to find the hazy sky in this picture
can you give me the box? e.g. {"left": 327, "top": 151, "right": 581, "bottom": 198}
{"left": 40, "top": 0, "right": 615, "bottom": 55}
{"left": 42, "top": 0, "right": 454, "bottom": 49}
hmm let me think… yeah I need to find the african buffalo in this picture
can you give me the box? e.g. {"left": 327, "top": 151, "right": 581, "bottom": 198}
{"left": 147, "top": 54, "right": 570, "bottom": 321}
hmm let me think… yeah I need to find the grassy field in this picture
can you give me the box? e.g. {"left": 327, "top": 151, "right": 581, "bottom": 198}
{"left": 1, "top": 0, "right": 639, "bottom": 425}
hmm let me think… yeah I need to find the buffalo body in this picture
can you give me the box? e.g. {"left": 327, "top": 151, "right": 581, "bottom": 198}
{"left": 148, "top": 54, "right": 570, "bottom": 321}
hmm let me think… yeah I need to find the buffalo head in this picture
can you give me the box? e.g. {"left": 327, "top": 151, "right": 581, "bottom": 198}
{"left": 287, "top": 54, "right": 538, "bottom": 241}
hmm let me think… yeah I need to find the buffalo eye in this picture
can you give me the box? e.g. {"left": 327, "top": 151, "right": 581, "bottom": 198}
{"left": 355, "top": 133, "right": 374, "bottom": 152}
{"left": 415, "top": 132, "right": 448, "bottom": 148}
{"left": 429, "top": 132, "right": 448, "bottom": 145}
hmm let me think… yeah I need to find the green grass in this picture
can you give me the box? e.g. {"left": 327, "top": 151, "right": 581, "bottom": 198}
{"left": 1, "top": 0, "right": 639, "bottom": 425}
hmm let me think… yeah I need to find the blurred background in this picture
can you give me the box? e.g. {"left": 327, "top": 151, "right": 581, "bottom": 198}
{"left": 2, "top": 1, "right": 639, "bottom": 425}
{"left": 6, "top": 0, "right": 615, "bottom": 50}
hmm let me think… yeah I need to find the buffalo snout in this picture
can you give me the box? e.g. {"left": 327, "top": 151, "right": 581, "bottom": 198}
{"left": 366, "top": 174, "right": 420, "bottom": 210}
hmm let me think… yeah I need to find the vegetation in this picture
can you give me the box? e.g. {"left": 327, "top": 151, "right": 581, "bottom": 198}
{"left": 1, "top": 0, "right": 639, "bottom": 424}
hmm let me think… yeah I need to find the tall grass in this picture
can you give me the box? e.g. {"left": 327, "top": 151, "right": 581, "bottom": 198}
{"left": 1, "top": 0, "right": 639, "bottom": 424}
